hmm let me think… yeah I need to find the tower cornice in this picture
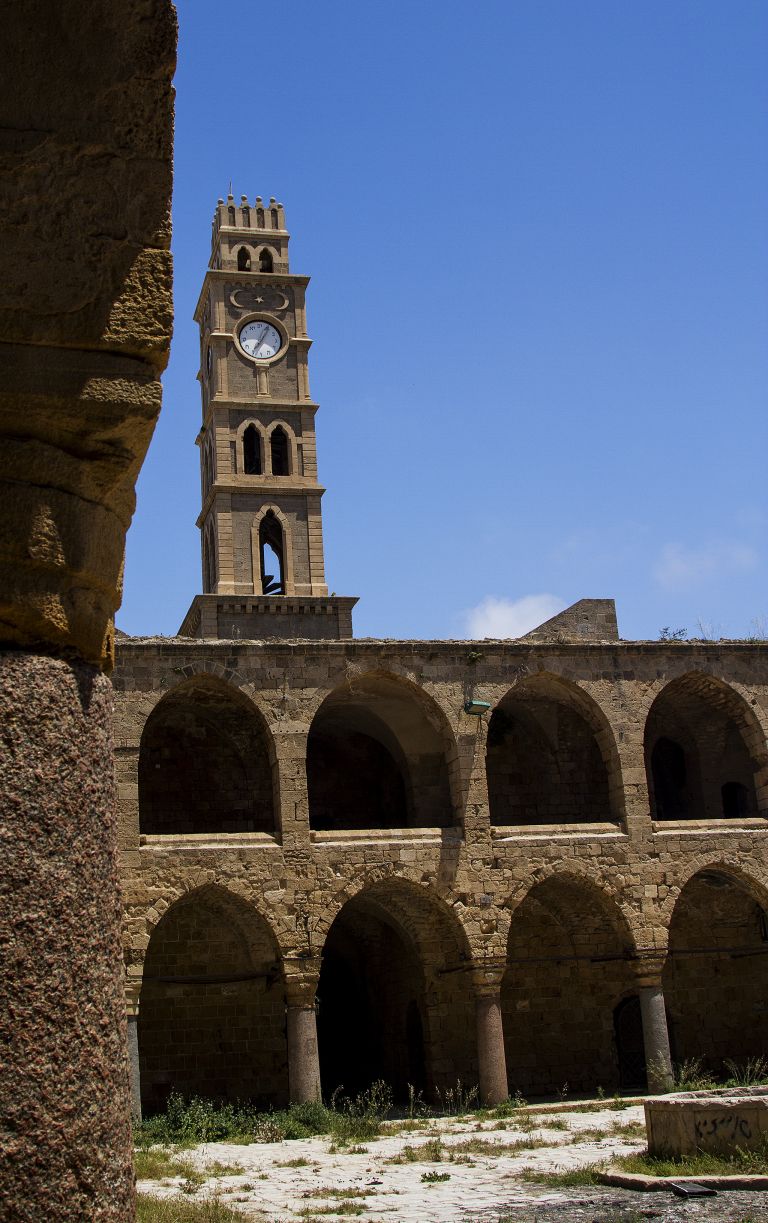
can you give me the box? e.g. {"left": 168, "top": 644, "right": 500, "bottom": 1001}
{"left": 194, "top": 269, "right": 310, "bottom": 322}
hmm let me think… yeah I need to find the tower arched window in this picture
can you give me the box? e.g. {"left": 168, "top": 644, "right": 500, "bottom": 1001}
{"left": 270, "top": 208, "right": 279, "bottom": 228}
{"left": 241, "top": 205, "right": 250, "bottom": 227}
{"left": 228, "top": 205, "right": 236, "bottom": 225}
{"left": 204, "top": 525, "right": 217, "bottom": 593}
{"left": 259, "top": 510, "right": 284, "bottom": 594}
{"left": 270, "top": 426, "right": 290, "bottom": 476}
{"left": 256, "top": 207, "right": 265, "bottom": 227}
{"left": 243, "top": 424, "right": 262, "bottom": 475}
{"left": 237, "top": 246, "right": 251, "bottom": 271}
{"left": 259, "top": 248, "right": 273, "bottom": 273}
{"left": 202, "top": 442, "right": 213, "bottom": 496}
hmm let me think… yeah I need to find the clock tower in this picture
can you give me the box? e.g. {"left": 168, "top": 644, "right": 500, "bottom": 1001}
{"left": 179, "top": 195, "right": 357, "bottom": 640}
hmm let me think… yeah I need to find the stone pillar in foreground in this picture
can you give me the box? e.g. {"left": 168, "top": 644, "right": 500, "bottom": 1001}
{"left": 474, "top": 970, "right": 509, "bottom": 1106}
{"left": 636, "top": 958, "right": 674, "bottom": 1094}
{"left": 286, "top": 975, "right": 322, "bottom": 1103}
{"left": 0, "top": 654, "right": 135, "bottom": 1216}
{"left": 0, "top": 4, "right": 176, "bottom": 1217}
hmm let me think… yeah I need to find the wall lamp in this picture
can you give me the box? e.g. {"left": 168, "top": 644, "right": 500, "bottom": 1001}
{"left": 464, "top": 699, "right": 491, "bottom": 716}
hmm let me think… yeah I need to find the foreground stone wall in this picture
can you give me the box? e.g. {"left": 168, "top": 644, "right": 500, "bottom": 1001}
{"left": 113, "top": 636, "right": 768, "bottom": 1110}
{"left": 0, "top": 4, "right": 176, "bottom": 1218}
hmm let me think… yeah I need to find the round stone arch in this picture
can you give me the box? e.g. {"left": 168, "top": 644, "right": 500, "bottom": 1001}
{"left": 137, "top": 882, "right": 288, "bottom": 1111}
{"left": 306, "top": 669, "right": 460, "bottom": 831}
{"left": 486, "top": 671, "right": 626, "bottom": 827}
{"left": 502, "top": 868, "right": 641, "bottom": 1097}
{"left": 314, "top": 874, "right": 476, "bottom": 1102}
{"left": 643, "top": 671, "right": 768, "bottom": 822}
{"left": 138, "top": 672, "right": 278, "bottom": 837}
{"left": 661, "top": 860, "right": 768, "bottom": 1075}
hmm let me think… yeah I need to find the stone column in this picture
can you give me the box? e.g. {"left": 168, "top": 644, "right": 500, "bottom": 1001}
{"left": 127, "top": 1011, "right": 142, "bottom": 1123}
{"left": 0, "top": 4, "right": 175, "bottom": 1218}
{"left": 635, "top": 957, "right": 674, "bottom": 1093}
{"left": 474, "top": 971, "right": 508, "bottom": 1106}
{"left": 286, "top": 975, "right": 322, "bottom": 1103}
{"left": 287, "top": 1006, "right": 322, "bottom": 1103}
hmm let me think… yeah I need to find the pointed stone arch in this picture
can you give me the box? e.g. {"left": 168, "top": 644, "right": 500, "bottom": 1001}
{"left": 265, "top": 418, "right": 298, "bottom": 476}
{"left": 644, "top": 672, "right": 768, "bottom": 822}
{"left": 250, "top": 503, "right": 295, "bottom": 595}
{"left": 487, "top": 671, "right": 625, "bottom": 827}
{"left": 315, "top": 876, "right": 474, "bottom": 1101}
{"left": 502, "top": 870, "right": 639, "bottom": 1095}
{"left": 138, "top": 673, "right": 277, "bottom": 836}
{"left": 307, "top": 670, "right": 459, "bottom": 831}
{"left": 138, "top": 884, "right": 287, "bottom": 1111}
{"left": 663, "top": 862, "right": 768, "bottom": 1074}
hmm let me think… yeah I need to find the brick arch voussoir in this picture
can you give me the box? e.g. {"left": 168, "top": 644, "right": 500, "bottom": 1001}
{"left": 657, "top": 853, "right": 768, "bottom": 939}
{"left": 306, "top": 666, "right": 462, "bottom": 815}
{"left": 312, "top": 866, "right": 474, "bottom": 964}
{"left": 503, "top": 862, "right": 643, "bottom": 956}
{"left": 141, "top": 667, "right": 278, "bottom": 759}
{"left": 141, "top": 873, "right": 293, "bottom": 961}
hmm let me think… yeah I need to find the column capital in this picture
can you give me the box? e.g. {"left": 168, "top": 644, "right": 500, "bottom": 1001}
{"left": 470, "top": 960, "right": 506, "bottom": 997}
{"left": 631, "top": 951, "right": 668, "bottom": 988}
{"left": 284, "top": 958, "right": 321, "bottom": 1007}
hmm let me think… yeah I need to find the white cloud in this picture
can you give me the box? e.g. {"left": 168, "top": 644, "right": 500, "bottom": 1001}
{"left": 462, "top": 594, "right": 566, "bottom": 639}
{"left": 653, "top": 540, "right": 759, "bottom": 591}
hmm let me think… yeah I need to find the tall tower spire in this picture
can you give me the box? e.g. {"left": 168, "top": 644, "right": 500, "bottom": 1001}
{"left": 179, "top": 196, "right": 357, "bottom": 640}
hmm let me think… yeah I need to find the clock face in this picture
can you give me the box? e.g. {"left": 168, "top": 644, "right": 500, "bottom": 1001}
{"left": 239, "top": 319, "right": 283, "bottom": 360}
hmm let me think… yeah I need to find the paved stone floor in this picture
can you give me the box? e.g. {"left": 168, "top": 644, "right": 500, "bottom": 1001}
{"left": 137, "top": 1104, "right": 768, "bottom": 1221}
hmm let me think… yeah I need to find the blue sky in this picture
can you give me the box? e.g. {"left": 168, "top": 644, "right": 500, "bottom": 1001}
{"left": 119, "top": 0, "right": 767, "bottom": 642}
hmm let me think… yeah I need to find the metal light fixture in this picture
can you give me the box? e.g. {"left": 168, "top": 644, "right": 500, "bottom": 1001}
{"left": 464, "top": 698, "right": 491, "bottom": 716}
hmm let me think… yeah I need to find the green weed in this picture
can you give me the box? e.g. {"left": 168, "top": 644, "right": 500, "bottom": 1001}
{"left": 136, "top": 1197, "right": 243, "bottom": 1222}
{"left": 519, "top": 1162, "right": 605, "bottom": 1186}
{"left": 616, "top": 1138, "right": 768, "bottom": 1177}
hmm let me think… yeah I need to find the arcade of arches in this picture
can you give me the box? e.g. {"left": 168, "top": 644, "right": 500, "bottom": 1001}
{"left": 132, "top": 868, "right": 768, "bottom": 1114}
{"left": 115, "top": 644, "right": 768, "bottom": 1116}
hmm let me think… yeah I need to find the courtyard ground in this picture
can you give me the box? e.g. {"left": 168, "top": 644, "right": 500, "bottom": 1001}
{"left": 136, "top": 1100, "right": 768, "bottom": 1221}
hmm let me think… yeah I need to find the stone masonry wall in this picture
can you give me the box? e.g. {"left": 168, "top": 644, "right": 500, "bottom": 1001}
{"left": 113, "top": 636, "right": 768, "bottom": 1106}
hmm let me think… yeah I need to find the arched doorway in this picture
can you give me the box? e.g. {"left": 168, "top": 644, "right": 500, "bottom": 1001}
{"left": 316, "top": 881, "right": 474, "bottom": 1102}
{"left": 307, "top": 674, "right": 455, "bottom": 831}
{"left": 645, "top": 674, "right": 767, "bottom": 821}
{"left": 138, "top": 676, "right": 276, "bottom": 836}
{"left": 138, "top": 887, "right": 286, "bottom": 1113}
{"left": 487, "top": 675, "right": 622, "bottom": 826}
{"left": 664, "top": 868, "right": 768, "bottom": 1073}
{"left": 502, "top": 874, "right": 637, "bottom": 1096}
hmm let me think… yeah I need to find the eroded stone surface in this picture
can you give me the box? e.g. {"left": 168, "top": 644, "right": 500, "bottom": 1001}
{"left": 0, "top": 652, "right": 134, "bottom": 1220}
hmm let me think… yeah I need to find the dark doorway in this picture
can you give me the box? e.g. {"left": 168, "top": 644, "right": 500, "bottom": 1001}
{"left": 614, "top": 996, "right": 647, "bottom": 1090}
{"left": 650, "top": 737, "right": 688, "bottom": 819}
{"left": 317, "top": 908, "right": 424, "bottom": 1102}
